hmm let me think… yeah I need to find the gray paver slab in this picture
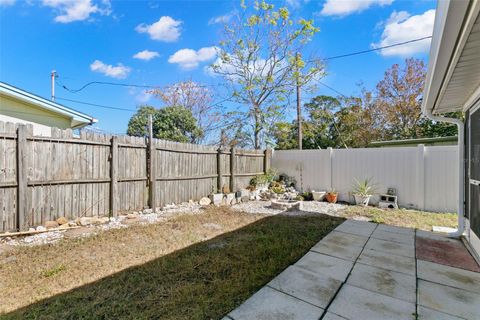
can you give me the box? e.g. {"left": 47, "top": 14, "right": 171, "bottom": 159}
{"left": 228, "top": 286, "right": 323, "bottom": 320}
{"left": 323, "top": 312, "right": 349, "bottom": 320}
{"left": 318, "top": 230, "right": 369, "bottom": 248}
{"left": 268, "top": 265, "right": 342, "bottom": 309}
{"left": 295, "top": 251, "right": 354, "bottom": 281}
{"left": 364, "top": 237, "right": 414, "bottom": 258}
{"left": 328, "top": 284, "right": 415, "bottom": 320}
{"left": 376, "top": 224, "right": 415, "bottom": 235}
{"left": 347, "top": 263, "right": 416, "bottom": 303}
{"left": 335, "top": 220, "right": 377, "bottom": 237}
{"left": 418, "top": 279, "right": 480, "bottom": 320}
{"left": 371, "top": 229, "right": 414, "bottom": 245}
{"left": 358, "top": 249, "right": 415, "bottom": 275}
{"left": 417, "top": 306, "right": 466, "bottom": 320}
{"left": 417, "top": 259, "right": 480, "bottom": 294}
{"left": 311, "top": 238, "right": 364, "bottom": 261}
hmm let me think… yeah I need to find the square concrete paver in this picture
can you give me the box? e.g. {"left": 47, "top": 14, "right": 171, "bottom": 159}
{"left": 228, "top": 286, "right": 323, "bottom": 320}
{"left": 364, "top": 237, "right": 414, "bottom": 258}
{"left": 311, "top": 238, "right": 364, "bottom": 261}
{"left": 335, "top": 220, "right": 376, "bottom": 237}
{"left": 376, "top": 224, "right": 415, "bottom": 235}
{"left": 417, "top": 306, "right": 465, "bottom": 320}
{"left": 295, "top": 251, "right": 354, "bottom": 281}
{"left": 418, "top": 279, "right": 480, "bottom": 320}
{"left": 347, "top": 263, "right": 416, "bottom": 303}
{"left": 322, "top": 312, "right": 348, "bottom": 320}
{"left": 268, "top": 265, "right": 342, "bottom": 309}
{"left": 417, "top": 259, "right": 480, "bottom": 294}
{"left": 358, "top": 249, "right": 416, "bottom": 275}
{"left": 328, "top": 284, "right": 415, "bottom": 320}
{"left": 416, "top": 235, "right": 480, "bottom": 272}
{"left": 371, "top": 229, "right": 415, "bottom": 245}
{"left": 318, "top": 230, "right": 369, "bottom": 248}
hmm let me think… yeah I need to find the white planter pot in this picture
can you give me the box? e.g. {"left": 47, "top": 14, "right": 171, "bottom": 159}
{"left": 257, "top": 183, "right": 269, "bottom": 191}
{"left": 312, "top": 191, "right": 326, "bottom": 201}
{"left": 354, "top": 194, "right": 371, "bottom": 206}
{"left": 209, "top": 193, "right": 223, "bottom": 206}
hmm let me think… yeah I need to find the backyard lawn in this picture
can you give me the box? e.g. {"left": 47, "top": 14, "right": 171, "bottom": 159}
{"left": 0, "top": 203, "right": 458, "bottom": 319}
{"left": 0, "top": 207, "right": 342, "bottom": 320}
{"left": 340, "top": 205, "right": 458, "bottom": 231}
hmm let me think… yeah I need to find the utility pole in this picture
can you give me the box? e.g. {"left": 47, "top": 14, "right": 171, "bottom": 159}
{"left": 51, "top": 70, "right": 57, "bottom": 101}
{"left": 296, "top": 53, "right": 302, "bottom": 150}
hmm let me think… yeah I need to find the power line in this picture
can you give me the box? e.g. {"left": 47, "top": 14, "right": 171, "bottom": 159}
{"left": 59, "top": 80, "right": 160, "bottom": 93}
{"left": 56, "top": 97, "right": 137, "bottom": 112}
{"left": 323, "top": 36, "right": 432, "bottom": 61}
{"left": 318, "top": 81, "right": 348, "bottom": 98}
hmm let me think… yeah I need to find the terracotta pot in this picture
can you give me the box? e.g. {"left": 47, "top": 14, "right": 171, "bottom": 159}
{"left": 326, "top": 193, "right": 338, "bottom": 203}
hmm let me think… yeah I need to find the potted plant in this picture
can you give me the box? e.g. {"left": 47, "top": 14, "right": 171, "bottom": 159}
{"left": 352, "top": 177, "right": 377, "bottom": 207}
{"left": 311, "top": 190, "right": 327, "bottom": 201}
{"left": 325, "top": 189, "right": 338, "bottom": 203}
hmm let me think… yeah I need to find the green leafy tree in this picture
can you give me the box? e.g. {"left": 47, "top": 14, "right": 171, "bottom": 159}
{"left": 127, "top": 106, "right": 203, "bottom": 143}
{"left": 126, "top": 106, "right": 157, "bottom": 137}
{"left": 211, "top": 0, "right": 324, "bottom": 149}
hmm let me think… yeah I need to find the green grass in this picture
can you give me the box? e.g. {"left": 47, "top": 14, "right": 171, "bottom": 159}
{"left": 3, "top": 214, "right": 342, "bottom": 320}
{"left": 340, "top": 206, "right": 457, "bottom": 231}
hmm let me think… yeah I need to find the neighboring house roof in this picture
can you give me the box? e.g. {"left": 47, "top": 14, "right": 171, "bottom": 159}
{"left": 422, "top": 0, "right": 480, "bottom": 114}
{"left": 370, "top": 136, "right": 458, "bottom": 147}
{"left": 0, "top": 81, "right": 97, "bottom": 128}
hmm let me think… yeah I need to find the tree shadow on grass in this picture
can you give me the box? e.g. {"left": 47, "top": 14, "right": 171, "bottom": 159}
{"left": 3, "top": 213, "right": 344, "bottom": 320}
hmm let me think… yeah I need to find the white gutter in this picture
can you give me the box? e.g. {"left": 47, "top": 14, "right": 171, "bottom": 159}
{"left": 423, "top": 109, "right": 465, "bottom": 237}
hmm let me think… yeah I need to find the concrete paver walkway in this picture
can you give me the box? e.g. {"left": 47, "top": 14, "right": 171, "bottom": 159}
{"left": 225, "top": 220, "right": 480, "bottom": 320}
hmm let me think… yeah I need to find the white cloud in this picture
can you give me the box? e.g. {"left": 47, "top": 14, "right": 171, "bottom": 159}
{"left": 90, "top": 60, "right": 131, "bottom": 79}
{"left": 372, "top": 10, "right": 434, "bottom": 57}
{"left": 135, "top": 16, "right": 182, "bottom": 42}
{"left": 0, "top": 0, "right": 16, "bottom": 7}
{"left": 42, "top": 0, "right": 111, "bottom": 23}
{"left": 320, "top": 0, "right": 393, "bottom": 17}
{"left": 133, "top": 50, "right": 160, "bottom": 61}
{"left": 286, "top": 0, "right": 310, "bottom": 9}
{"left": 208, "top": 10, "right": 236, "bottom": 25}
{"left": 168, "top": 47, "right": 218, "bottom": 70}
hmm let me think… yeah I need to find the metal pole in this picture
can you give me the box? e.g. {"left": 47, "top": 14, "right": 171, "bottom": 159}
{"left": 296, "top": 53, "right": 302, "bottom": 150}
{"left": 51, "top": 70, "right": 56, "bottom": 101}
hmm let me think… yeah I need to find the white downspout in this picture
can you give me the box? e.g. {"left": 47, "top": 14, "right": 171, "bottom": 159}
{"left": 423, "top": 108, "right": 465, "bottom": 238}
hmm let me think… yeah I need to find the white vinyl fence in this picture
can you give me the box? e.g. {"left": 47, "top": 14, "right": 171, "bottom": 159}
{"left": 272, "top": 145, "right": 458, "bottom": 213}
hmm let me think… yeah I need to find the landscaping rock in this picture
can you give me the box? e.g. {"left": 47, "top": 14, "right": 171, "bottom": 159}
{"left": 143, "top": 208, "right": 154, "bottom": 214}
{"left": 36, "top": 226, "right": 47, "bottom": 232}
{"left": 77, "top": 217, "right": 97, "bottom": 226}
{"left": 56, "top": 217, "right": 68, "bottom": 225}
{"left": 97, "top": 217, "right": 110, "bottom": 224}
{"left": 28, "top": 228, "right": 36, "bottom": 232}
{"left": 45, "top": 221, "right": 59, "bottom": 229}
{"left": 126, "top": 213, "right": 138, "bottom": 219}
{"left": 199, "top": 197, "right": 211, "bottom": 206}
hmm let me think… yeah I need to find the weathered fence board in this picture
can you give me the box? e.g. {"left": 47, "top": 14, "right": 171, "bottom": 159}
{"left": 0, "top": 121, "right": 270, "bottom": 232}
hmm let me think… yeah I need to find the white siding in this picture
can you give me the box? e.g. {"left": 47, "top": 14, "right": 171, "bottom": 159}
{"left": 272, "top": 146, "right": 458, "bottom": 213}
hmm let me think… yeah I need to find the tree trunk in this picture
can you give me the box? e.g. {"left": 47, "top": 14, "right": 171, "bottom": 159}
{"left": 253, "top": 103, "right": 261, "bottom": 149}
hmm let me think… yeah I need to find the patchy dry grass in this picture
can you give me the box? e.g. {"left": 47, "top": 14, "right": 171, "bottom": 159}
{"left": 0, "top": 207, "right": 342, "bottom": 319}
{"left": 340, "top": 205, "right": 457, "bottom": 231}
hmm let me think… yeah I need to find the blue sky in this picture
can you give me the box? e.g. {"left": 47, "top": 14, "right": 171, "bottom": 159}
{"left": 0, "top": 0, "right": 436, "bottom": 134}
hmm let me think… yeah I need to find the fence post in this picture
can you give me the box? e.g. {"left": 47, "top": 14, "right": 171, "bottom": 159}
{"left": 230, "top": 147, "right": 236, "bottom": 192}
{"left": 110, "top": 136, "right": 118, "bottom": 217}
{"left": 264, "top": 148, "right": 272, "bottom": 173}
{"left": 148, "top": 115, "right": 157, "bottom": 211}
{"left": 217, "top": 147, "right": 223, "bottom": 193}
{"left": 416, "top": 144, "right": 426, "bottom": 211}
{"left": 16, "top": 125, "right": 28, "bottom": 231}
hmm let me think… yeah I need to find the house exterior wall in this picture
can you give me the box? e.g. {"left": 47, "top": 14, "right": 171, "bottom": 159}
{"left": 0, "top": 94, "right": 72, "bottom": 135}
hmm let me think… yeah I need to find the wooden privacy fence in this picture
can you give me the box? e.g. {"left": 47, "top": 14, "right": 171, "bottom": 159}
{"left": 0, "top": 122, "right": 271, "bottom": 232}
